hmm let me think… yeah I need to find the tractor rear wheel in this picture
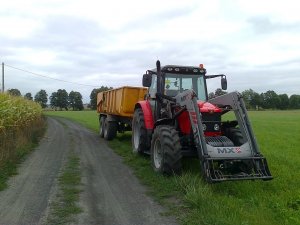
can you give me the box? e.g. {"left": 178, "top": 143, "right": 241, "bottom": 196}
{"left": 104, "top": 119, "right": 117, "bottom": 140}
{"left": 132, "top": 108, "right": 148, "bottom": 154}
{"left": 151, "top": 125, "right": 182, "bottom": 175}
{"left": 99, "top": 116, "right": 105, "bottom": 138}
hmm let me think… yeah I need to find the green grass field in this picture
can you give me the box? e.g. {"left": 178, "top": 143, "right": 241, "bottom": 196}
{"left": 45, "top": 110, "right": 300, "bottom": 225}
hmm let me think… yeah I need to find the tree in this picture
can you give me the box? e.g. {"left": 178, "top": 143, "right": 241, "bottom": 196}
{"left": 289, "top": 95, "right": 300, "bottom": 109}
{"left": 34, "top": 89, "right": 48, "bottom": 108}
{"left": 277, "top": 94, "right": 289, "bottom": 110}
{"left": 50, "top": 92, "right": 58, "bottom": 110}
{"left": 214, "top": 88, "right": 227, "bottom": 97}
{"left": 68, "top": 91, "right": 76, "bottom": 109}
{"left": 260, "top": 90, "right": 279, "bottom": 109}
{"left": 208, "top": 92, "right": 215, "bottom": 99}
{"left": 69, "top": 91, "right": 84, "bottom": 111}
{"left": 56, "top": 89, "right": 69, "bottom": 110}
{"left": 242, "top": 89, "right": 261, "bottom": 109}
{"left": 90, "top": 86, "right": 112, "bottom": 110}
{"left": 24, "top": 92, "right": 33, "bottom": 100}
{"left": 7, "top": 88, "right": 21, "bottom": 96}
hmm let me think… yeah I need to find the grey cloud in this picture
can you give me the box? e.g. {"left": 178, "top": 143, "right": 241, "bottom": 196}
{"left": 88, "top": 40, "right": 229, "bottom": 75}
{"left": 2, "top": 11, "right": 229, "bottom": 81}
{"left": 247, "top": 16, "right": 300, "bottom": 34}
{"left": 254, "top": 57, "right": 300, "bottom": 69}
{"left": 1, "top": 15, "right": 107, "bottom": 50}
{"left": 0, "top": 46, "right": 13, "bottom": 57}
{"left": 121, "top": 6, "right": 196, "bottom": 31}
{"left": 36, "top": 15, "right": 107, "bottom": 49}
{"left": 1, "top": 15, "right": 113, "bottom": 76}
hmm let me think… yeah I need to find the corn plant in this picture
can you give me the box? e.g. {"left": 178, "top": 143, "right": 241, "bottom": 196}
{"left": 0, "top": 93, "right": 42, "bottom": 131}
{"left": 0, "top": 93, "right": 43, "bottom": 164}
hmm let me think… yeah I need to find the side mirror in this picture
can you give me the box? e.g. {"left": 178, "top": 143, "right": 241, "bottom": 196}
{"left": 142, "top": 74, "right": 152, "bottom": 87}
{"left": 221, "top": 76, "right": 227, "bottom": 90}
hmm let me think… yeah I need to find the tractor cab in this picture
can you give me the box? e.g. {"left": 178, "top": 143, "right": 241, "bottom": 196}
{"left": 143, "top": 64, "right": 227, "bottom": 100}
{"left": 142, "top": 63, "right": 227, "bottom": 137}
{"left": 144, "top": 65, "right": 210, "bottom": 101}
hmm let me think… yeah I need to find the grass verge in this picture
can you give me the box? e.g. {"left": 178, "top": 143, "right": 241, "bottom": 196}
{"left": 44, "top": 110, "right": 300, "bottom": 225}
{"left": 46, "top": 152, "right": 82, "bottom": 225}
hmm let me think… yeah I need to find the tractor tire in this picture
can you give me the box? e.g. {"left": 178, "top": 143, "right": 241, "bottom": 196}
{"left": 99, "top": 116, "right": 105, "bottom": 138}
{"left": 151, "top": 125, "right": 182, "bottom": 175}
{"left": 104, "top": 119, "right": 117, "bottom": 140}
{"left": 227, "top": 127, "right": 245, "bottom": 146}
{"left": 132, "top": 108, "right": 148, "bottom": 154}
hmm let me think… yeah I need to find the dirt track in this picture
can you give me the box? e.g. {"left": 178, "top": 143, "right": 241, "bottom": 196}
{"left": 0, "top": 117, "right": 177, "bottom": 225}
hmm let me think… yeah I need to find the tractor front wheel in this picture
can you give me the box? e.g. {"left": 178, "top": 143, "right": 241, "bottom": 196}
{"left": 227, "top": 127, "right": 245, "bottom": 146}
{"left": 151, "top": 125, "right": 182, "bottom": 175}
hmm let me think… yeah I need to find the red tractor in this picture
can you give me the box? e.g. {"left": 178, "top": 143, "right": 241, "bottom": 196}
{"left": 132, "top": 60, "right": 272, "bottom": 182}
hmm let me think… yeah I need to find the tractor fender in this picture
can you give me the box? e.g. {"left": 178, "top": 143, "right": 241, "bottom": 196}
{"left": 134, "top": 101, "right": 154, "bottom": 129}
{"left": 154, "top": 118, "right": 173, "bottom": 128}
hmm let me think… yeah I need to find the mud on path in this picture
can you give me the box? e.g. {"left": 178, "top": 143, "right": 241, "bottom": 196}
{"left": 0, "top": 117, "right": 178, "bottom": 225}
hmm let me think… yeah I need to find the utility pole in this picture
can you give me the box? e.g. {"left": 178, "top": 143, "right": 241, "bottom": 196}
{"left": 1, "top": 62, "right": 4, "bottom": 93}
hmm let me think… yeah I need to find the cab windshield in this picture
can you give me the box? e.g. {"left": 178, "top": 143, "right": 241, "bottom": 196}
{"left": 164, "top": 73, "right": 207, "bottom": 101}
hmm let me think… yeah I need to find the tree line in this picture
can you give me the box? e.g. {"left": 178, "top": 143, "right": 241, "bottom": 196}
{"left": 209, "top": 88, "right": 300, "bottom": 110}
{"left": 7, "top": 86, "right": 300, "bottom": 111}
{"left": 7, "top": 88, "right": 84, "bottom": 111}
{"left": 6, "top": 86, "right": 112, "bottom": 110}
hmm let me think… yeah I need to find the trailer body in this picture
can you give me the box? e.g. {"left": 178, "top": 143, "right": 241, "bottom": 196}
{"left": 97, "top": 86, "right": 147, "bottom": 117}
{"left": 97, "top": 86, "right": 147, "bottom": 140}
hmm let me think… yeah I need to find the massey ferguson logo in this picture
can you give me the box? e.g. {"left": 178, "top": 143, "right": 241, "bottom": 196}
{"left": 217, "top": 147, "right": 241, "bottom": 154}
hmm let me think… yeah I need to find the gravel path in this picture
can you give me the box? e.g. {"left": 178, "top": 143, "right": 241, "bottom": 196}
{"left": 0, "top": 117, "right": 178, "bottom": 225}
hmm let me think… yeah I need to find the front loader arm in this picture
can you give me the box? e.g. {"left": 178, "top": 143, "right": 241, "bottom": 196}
{"left": 174, "top": 90, "right": 211, "bottom": 178}
{"left": 208, "top": 92, "right": 260, "bottom": 155}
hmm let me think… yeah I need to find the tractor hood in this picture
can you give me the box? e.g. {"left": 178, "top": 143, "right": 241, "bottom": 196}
{"left": 198, "top": 101, "right": 222, "bottom": 113}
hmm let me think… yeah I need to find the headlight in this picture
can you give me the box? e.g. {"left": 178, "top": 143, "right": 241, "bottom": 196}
{"left": 203, "top": 124, "right": 206, "bottom": 131}
{"left": 214, "top": 124, "right": 220, "bottom": 131}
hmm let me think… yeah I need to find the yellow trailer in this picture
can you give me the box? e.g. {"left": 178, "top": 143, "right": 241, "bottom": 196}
{"left": 97, "top": 86, "right": 147, "bottom": 140}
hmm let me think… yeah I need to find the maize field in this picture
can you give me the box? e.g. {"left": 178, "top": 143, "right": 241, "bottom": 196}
{"left": 0, "top": 93, "right": 44, "bottom": 165}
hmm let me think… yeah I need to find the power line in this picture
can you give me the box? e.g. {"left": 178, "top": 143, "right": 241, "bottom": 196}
{"left": 4, "top": 64, "right": 99, "bottom": 88}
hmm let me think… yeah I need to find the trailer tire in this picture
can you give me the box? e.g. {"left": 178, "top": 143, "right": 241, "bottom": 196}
{"left": 99, "top": 116, "right": 105, "bottom": 138}
{"left": 151, "top": 125, "right": 182, "bottom": 175}
{"left": 104, "top": 119, "right": 117, "bottom": 140}
{"left": 227, "top": 128, "right": 245, "bottom": 146}
{"left": 132, "top": 108, "right": 148, "bottom": 154}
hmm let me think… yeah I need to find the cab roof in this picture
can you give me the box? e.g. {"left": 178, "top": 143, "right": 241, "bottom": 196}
{"left": 148, "top": 65, "right": 206, "bottom": 75}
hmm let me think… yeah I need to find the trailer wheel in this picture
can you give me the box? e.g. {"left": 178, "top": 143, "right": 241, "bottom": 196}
{"left": 151, "top": 125, "right": 182, "bottom": 175}
{"left": 132, "top": 108, "right": 148, "bottom": 154}
{"left": 99, "top": 116, "right": 105, "bottom": 138}
{"left": 104, "top": 119, "right": 117, "bottom": 140}
{"left": 227, "top": 128, "right": 245, "bottom": 146}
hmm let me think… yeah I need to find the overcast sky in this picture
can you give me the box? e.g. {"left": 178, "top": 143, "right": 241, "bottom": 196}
{"left": 1, "top": 0, "right": 299, "bottom": 103}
